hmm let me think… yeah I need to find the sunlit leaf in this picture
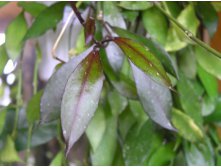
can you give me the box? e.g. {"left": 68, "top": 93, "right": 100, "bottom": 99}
{"left": 50, "top": 151, "right": 65, "bottom": 166}
{"left": 114, "top": 37, "right": 172, "bottom": 87}
{"left": 84, "top": 17, "right": 95, "bottom": 45}
{"left": 142, "top": 6, "right": 168, "bottom": 45}
{"left": 18, "top": 2, "right": 47, "bottom": 17}
{"left": 131, "top": 63, "right": 174, "bottom": 130}
{"left": 61, "top": 50, "right": 104, "bottom": 154}
{"left": 40, "top": 47, "right": 93, "bottom": 123}
{"left": 5, "top": 12, "right": 27, "bottom": 61}
{"left": 118, "top": 1, "right": 152, "bottom": 10}
{"left": 112, "top": 26, "right": 178, "bottom": 77}
{"left": 172, "top": 108, "right": 204, "bottom": 142}
{"left": 0, "top": 45, "right": 8, "bottom": 76}
{"left": 24, "top": 2, "right": 66, "bottom": 39}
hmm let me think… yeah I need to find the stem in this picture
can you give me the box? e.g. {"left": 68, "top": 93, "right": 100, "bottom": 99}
{"left": 70, "top": 2, "right": 85, "bottom": 27}
{"left": 155, "top": 3, "right": 221, "bottom": 59}
{"left": 25, "top": 124, "right": 33, "bottom": 163}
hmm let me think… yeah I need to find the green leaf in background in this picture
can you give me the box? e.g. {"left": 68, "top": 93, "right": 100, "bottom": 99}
{"left": 142, "top": 6, "right": 168, "bottom": 45}
{"left": 5, "top": 12, "right": 27, "bottom": 61}
{"left": 184, "top": 137, "right": 215, "bottom": 165}
{"left": 0, "top": 136, "right": 21, "bottom": 163}
{"left": 0, "top": 44, "right": 8, "bottom": 76}
{"left": 195, "top": 2, "right": 218, "bottom": 37}
{"left": 162, "top": 1, "right": 182, "bottom": 18}
{"left": 0, "top": 2, "right": 8, "bottom": 7}
{"left": 196, "top": 45, "right": 221, "bottom": 80}
{"left": 215, "top": 147, "right": 221, "bottom": 165}
{"left": 0, "top": 108, "right": 7, "bottom": 134}
{"left": 205, "top": 96, "right": 221, "bottom": 123}
{"left": 40, "top": 47, "right": 93, "bottom": 123}
{"left": 24, "top": 2, "right": 66, "bottom": 39}
{"left": 26, "top": 90, "right": 43, "bottom": 124}
{"left": 122, "top": 11, "right": 139, "bottom": 23}
{"left": 212, "top": 2, "right": 221, "bottom": 12}
{"left": 18, "top": 2, "right": 47, "bottom": 17}
{"left": 201, "top": 95, "right": 216, "bottom": 116}
{"left": 171, "top": 108, "right": 204, "bottom": 142}
{"left": 178, "top": 46, "right": 197, "bottom": 79}
{"left": 131, "top": 63, "right": 174, "bottom": 130}
{"left": 61, "top": 50, "right": 104, "bottom": 154}
{"left": 50, "top": 151, "right": 65, "bottom": 166}
{"left": 177, "top": 73, "right": 203, "bottom": 126}
{"left": 112, "top": 26, "right": 178, "bottom": 78}
{"left": 118, "top": 1, "right": 152, "bottom": 10}
{"left": 114, "top": 37, "right": 172, "bottom": 87}
{"left": 197, "top": 64, "right": 218, "bottom": 99}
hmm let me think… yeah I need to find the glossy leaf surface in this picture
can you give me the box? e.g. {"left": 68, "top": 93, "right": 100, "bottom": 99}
{"left": 118, "top": 1, "right": 152, "bottom": 10}
{"left": 114, "top": 37, "right": 172, "bottom": 87}
{"left": 40, "top": 47, "right": 93, "bottom": 123}
{"left": 18, "top": 2, "right": 47, "bottom": 17}
{"left": 172, "top": 108, "right": 204, "bottom": 142}
{"left": 5, "top": 12, "right": 27, "bottom": 61}
{"left": 61, "top": 50, "right": 104, "bottom": 154}
{"left": 24, "top": 2, "right": 66, "bottom": 39}
{"left": 131, "top": 63, "right": 174, "bottom": 130}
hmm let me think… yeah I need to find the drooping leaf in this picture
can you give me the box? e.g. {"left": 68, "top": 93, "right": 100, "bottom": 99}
{"left": 0, "top": 44, "right": 8, "bottom": 76}
{"left": 18, "top": 2, "right": 47, "bottom": 17}
{"left": 24, "top": 2, "right": 66, "bottom": 39}
{"left": 50, "top": 151, "right": 65, "bottom": 166}
{"left": 40, "top": 47, "right": 93, "bottom": 123}
{"left": 196, "top": 45, "right": 221, "bottom": 80}
{"left": 84, "top": 17, "right": 95, "bottom": 45}
{"left": 114, "top": 37, "right": 172, "bottom": 87}
{"left": 5, "top": 12, "right": 27, "bottom": 61}
{"left": 131, "top": 63, "right": 174, "bottom": 130}
{"left": 0, "top": 136, "right": 20, "bottom": 163}
{"left": 195, "top": 2, "right": 218, "bottom": 37}
{"left": 142, "top": 6, "right": 168, "bottom": 45}
{"left": 171, "top": 108, "right": 204, "bottom": 142}
{"left": 61, "top": 50, "right": 104, "bottom": 154}
{"left": 118, "top": 1, "right": 152, "bottom": 10}
{"left": 112, "top": 26, "right": 178, "bottom": 77}
{"left": 26, "top": 90, "right": 43, "bottom": 124}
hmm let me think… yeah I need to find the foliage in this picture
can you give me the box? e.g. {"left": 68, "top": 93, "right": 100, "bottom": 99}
{"left": 0, "top": 1, "right": 221, "bottom": 165}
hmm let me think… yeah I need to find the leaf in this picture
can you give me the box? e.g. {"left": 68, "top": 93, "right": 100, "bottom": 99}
{"left": 122, "top": 11, "right": 139, "bottom": 22}
{"left": 177, "top": 73, "right": 203, "bottom": 126}
{"left": 26, "top": 90, "right": 43, "bottom": 124}
{"left": 24, "top": 2, "right": 66, "bottom": 40}
{"left": 0, "top": 45, "right": 8, "bottom": 76}
{"left": 118, "top": 1, "right": 152, "bottom": 10}
{"left": 171, "top": 108, "right": 204, "bottom": 142}
{"left": 184, "top": 138, "right": 215, "bottom": 165}
{"left": 50, "top": 151, "right": 65, "bottom": 166}
{"left": 130, "top": 63, "right": 174, "bottom": 130}
{"left": 195, "top": 2, "right": 218, "bottom": 37}
{"left": 197, "top": 64, "right": 218, "bottom": 99}
{"left": 61, "top": 50, "right": 104, "bottom": 154}
{"left": 205, "top": 96, "right": 221, "bottom": 123}
{"left": 142, "top": 6, "right": 168, "bottom": 45}
{"left": 84, "top": 17, "right": 95, "bottom": 45}
{"left": 112, "top": 26, "right": 178, "bottom": 77}
{"left": 163, "top": 2, "right": 182, "bottom": 18}
{"left": 0, "top": 108, "right": 7, "bottom": 134}
{"left": 196, "top": 45, "right": 221, "bottom": 80}
{"left": 40, "top": 47, "right": 93, "bottom": 123}
{"left": 5, "top": 12, "right": 27, "bottom": 61}
{"left": 0, "top": 136, "right": 20, "bottom": 163}
{"left": 114, "top": 37, "right": 172, "bottom": 87}
{"left": 0, "top": 2, "right": 8, "bottom": 7}
{"left": 18, "top": 2, "right": 47, "bottom": 17}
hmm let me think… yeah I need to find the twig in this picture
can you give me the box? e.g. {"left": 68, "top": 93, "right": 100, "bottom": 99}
{"left": 70, "top": 2, "right": 85, "bottom": 27}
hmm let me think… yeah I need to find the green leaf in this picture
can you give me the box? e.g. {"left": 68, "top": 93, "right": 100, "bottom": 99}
{"left": 197, "top": 64, "right": 218, "bottom": 99}
{"left": 0, "top": 45, "right": 8, "bottom": 76}
{"left": 50, "top": 151, "right": 65, "bottom": 166}
{"left": 24, "top": 2, "right": 66, "bottom": 39}
{"left": 162, "top": 2, "right": 182, "bottom": 18}
{"left": 142, "top": 6, "right": 168, "bottom": 45}
{"left": 0, "top": 108, "right": 7, "bottom": 134}
{"left": 131, "top": 63, "right": 174, "bottom": 130}
{"left": 26, "top": 90, "right": 43, "bottom": 124}
{"left": 114, "top": 37, "right": 172, "bottom": 87}
{"left": 122, "top": 10, "right": 139, "bottom": 22}
{"left": 177, "top": 73, "right": 203, "bottom": 126}
{"left": 18, "top": 2, "right": 47, "bottom": 17}
{"left": 184, "top": 138, "right": 215, "bottom": 165}
{"left": 5, "top": 12, "right": 27, "bottom": 61}
{"left": 118, "top": 1, "right": 152, "bottom": 10}
{"left": 0, "top": 2, "right": 8, "bottom": 7}
{"left": 171, "top": 108, "right": 204, "bottom": 142}
{"left": 196, "top": 45, "right": 221, "bottom": 80}
{"left": 0, "top": 136, "right": 20, "bottom": 163}
{"left": 195, "top": 2, "right": 218, "bottom": 37}
{"left": 112, "top": 26, "right": 178, "bottom": 78}
{"left": 40, "top": 47, "right": 93, "bottom": 123}
{"left": 212, "top": 2, "right": 221, "bottom": 12}
{"left": 201, "top": 95, "right": 216, "bottom": 116}
{"left": 205, "top": 96, "right": 221, "bottom": 123}
{"left": 61, "top": 50, "right": 104, "bottom": 154}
